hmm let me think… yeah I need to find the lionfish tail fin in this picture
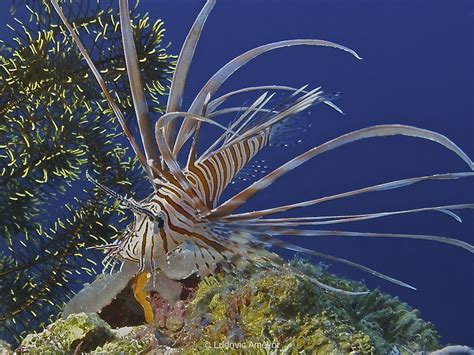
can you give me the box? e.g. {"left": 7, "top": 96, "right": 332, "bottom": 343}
{"left": 209, "top": 227, "right": 372, "bottom": 295}
{"left": 268, "top": 90, "right": 344, "bottom": 147}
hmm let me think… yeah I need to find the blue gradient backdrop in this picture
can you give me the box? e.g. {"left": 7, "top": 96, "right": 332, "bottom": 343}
{"left": 147, "top": 0, "right": 473, "bottom": 345}
{"left": 1, "top": 0, "right": 472, "bottom": 346}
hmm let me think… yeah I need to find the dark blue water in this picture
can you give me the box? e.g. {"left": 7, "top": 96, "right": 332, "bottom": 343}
{"left": 146, "top": 0, "right": 473, "bottom": 345}
{"left": 1, "top": 0, "right": 472, "bottom": 347}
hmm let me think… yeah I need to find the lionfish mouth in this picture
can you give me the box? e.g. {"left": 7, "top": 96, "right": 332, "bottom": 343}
{"left": 51, "top": 0, "right": 473, "bottom": 298}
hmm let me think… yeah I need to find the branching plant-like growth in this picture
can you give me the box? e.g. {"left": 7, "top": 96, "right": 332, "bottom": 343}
{"left": 0, "top": 0, "right": 175, "bottom": 345}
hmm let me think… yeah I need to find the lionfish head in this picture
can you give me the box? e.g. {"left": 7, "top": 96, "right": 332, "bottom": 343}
{"left": 85, "top": 172, "right": 167, "bottom": 270}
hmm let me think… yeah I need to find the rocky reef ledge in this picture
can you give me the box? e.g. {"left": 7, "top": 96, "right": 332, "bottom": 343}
{"left": 5, "top": 259, "right": 466, "bottom": 354}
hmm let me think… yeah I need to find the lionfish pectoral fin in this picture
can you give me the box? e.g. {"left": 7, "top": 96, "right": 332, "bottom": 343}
{"left": 216, "top": 226, "right": 418, "bottom": 290}
{"left": 242, "top": 236, "right": 371, "bottom": 295}
{"left": 132, "top": 272, "right": 154, "bottom": 324}
{"left": 157, "top": 240, "right": 199, "bottom": 280}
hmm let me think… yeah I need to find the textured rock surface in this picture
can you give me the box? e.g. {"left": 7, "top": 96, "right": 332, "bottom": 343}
{"left": 15, "top": 259, "right": 447, "bottom": 354}
{"left": 18, "top": 313, "right": 112, "bottom": 353}
{"left": 0, "top": 340, "right": 12, "bottom": 354}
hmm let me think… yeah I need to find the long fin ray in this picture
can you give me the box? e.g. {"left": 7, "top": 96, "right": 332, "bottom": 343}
{"left": 208, "top": 85, "right": 303, "bottom": 113}
{"left": 165, "top": 0, "right": 216, "bottom": 146}
{"left": 119, "top": 0, "right": 160, "bottom": 164}
{"left": 306, "top": 277, "right": 370, "bottom": 295}
{"left": 50, "top": 0, "right": 150, "bottom": 174}
{"left": 220, "top": 172, "right": 474, "bottom": 221}
{"left": 208, "top": 107, "right": 275, "bottom": 119}
{"left": 225, "top": 204, "right": 474, "bottom": 226}
{"left": 209, "top": 125, "right": 474, "bottom": 218}
{"left": 222, "top": 224, "right": 474, "bottom": 253}
{"left": 173, "top": 39, "right": 361, "bottom": 156}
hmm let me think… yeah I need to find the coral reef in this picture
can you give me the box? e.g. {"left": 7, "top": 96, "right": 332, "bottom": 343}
{"left": 13, "top": 259, "right": 447, "bottom": 354}
{"left": 15, "top": 313, "right": 175, "bottom": 354}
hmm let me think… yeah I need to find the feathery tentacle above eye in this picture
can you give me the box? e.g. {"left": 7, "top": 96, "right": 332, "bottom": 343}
{"left": 208, "top": 125, "right": 474, "bottom": 219}
{"left": 172, "top": 39, "right": 362, "bottom": 156}
{"left": 50, "top": 0, "right": 150, "bottom": 177}
{"left": 85, "top": 171, "right": 161, "bottom": 222}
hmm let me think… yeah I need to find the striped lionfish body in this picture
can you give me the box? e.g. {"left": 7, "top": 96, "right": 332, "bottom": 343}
{"left": 53, "top": 0, "right": 474, "bottom": 297}
{"left": 106, "top": 129, "right": 272, "bottom": 280}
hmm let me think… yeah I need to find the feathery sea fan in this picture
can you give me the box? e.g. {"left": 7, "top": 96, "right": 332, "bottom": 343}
{"left": 0, "top": 0, "right": 175, "bottom": 344}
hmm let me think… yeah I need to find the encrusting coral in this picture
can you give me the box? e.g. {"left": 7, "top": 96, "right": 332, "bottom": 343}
{"left": 11, "top": 258, "right": 445, "bottom": 354}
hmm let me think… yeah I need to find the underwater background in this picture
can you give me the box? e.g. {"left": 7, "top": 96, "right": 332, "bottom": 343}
{"left": 1, "top": 0, "right": 472, "bottom": 347}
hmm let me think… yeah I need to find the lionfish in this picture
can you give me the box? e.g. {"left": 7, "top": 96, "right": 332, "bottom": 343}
{"left": 53, "top": 0, "right": 474, "bottom": 322}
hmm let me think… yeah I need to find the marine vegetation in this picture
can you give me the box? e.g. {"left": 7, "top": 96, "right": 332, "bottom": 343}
{"left": 1, "top": 0, "right": 473, "bottom": 350}
{"left": 0, "top": 0, "right": 175, "bottom": 345}
{"left": 11, "top": 259, "right": 447, "bottom": 354}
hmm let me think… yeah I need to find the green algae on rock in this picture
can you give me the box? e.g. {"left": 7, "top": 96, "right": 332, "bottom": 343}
{"left": 180, "top": 260, "right": 439, "bottom": 354}
{"left": 18, "top": 313, "right": 113, "bottom": 353}
{"left": 16, "top": 260, "right": 442, "bottom": 354}
{"left": 17, "top": 313, "right": 176, "bottom": 354}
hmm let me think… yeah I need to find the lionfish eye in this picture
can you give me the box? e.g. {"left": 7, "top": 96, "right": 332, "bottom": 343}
{"left": 156, "top": 216, "right": 164, "bottom": 229}
{"left": 136, "top": 206, "right": 164, "bottom": 228}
